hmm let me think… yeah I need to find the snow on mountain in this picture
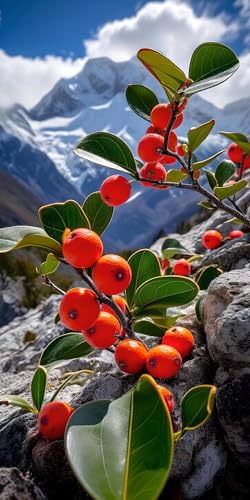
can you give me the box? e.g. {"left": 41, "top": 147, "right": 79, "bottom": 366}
{"left": 0, "top": 56, "right": 249, "bottom": 251}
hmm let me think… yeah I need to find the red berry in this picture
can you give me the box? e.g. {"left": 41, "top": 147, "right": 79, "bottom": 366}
{"left": 202, "top": 230, "right": 222, "bottom": 250}
{"left": 172, "top": 113, "right": 183, "bottom": 129}
{"left": 162, "top": 326, "right": 195, "bottom": 359}
{"left": 82, "top": 311, "right": 121, "bottom": 349}
{"left": 138, "top": 134, "right": 165, "bottom": 162}
{"left": 62, "top": 228, "right": 103, "bottom": 269}
{"left": 242, "top": 155, "right": 250, "bottom": 172}
{"left": 157, "top": 385, "right": 174, "bottom": 413}
{"left": 150, "top": 104, "right": 172, "bottom": 129}
{"left": 140, "top": 162, "right": 166, "bottom": 188}
{"left": 92, "top": 254, "right": 132, "bottom": 295}
{"left": 227, "top": 143, "right": 244, "bottom": 163}
{"left": 102, "top": 295, "right": 128, "bottom": 318}
{"left": 146, "top": 126, "right": 164, "bottom": 135}
{"left": 38, "top": 401, "right": 74, "bottom": 440}
{"left": 228, "top": 230, "right": 244, "bottom": 239}
{"left": 177, "top": 144, "right": 185, "bottom": 157}
{"left": 146, "top": 345, "right": 182, "bottom": 379}
{"left": 100, "top": 175, "right": 131, "bottom": 207}
{"left": 115, "top": 339, "right": 148, "bottom": 374}
{"left": 59, "top": 288, "right": 100, "bottom": 330}
{"left": 173, "top": 259, "right": 191, "bottom": 276}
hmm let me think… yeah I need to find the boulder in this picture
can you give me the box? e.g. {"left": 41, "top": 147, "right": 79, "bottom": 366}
{"left": 0, "top": 467, "right": 45, "bottom": 499}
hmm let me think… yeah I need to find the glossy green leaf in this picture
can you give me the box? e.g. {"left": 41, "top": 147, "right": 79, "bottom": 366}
{"left": 134, "top": 319, "right": 165, "bottom": 337}
{"left": 39, "top": 253, "right": 60, "bottom": 275}
{"left": 186, "top": 43, "right": 239, "bottom": 95}
{"left": 39, "top": 200, "right": 90, "bottom": 244}
{"left": 0, "top": 394, "right": 35, "bottom": 413}
{"left": 82, "top": 191, "right": 113, "bottom": 235}
{"left": 125, "top": 249, "right": 161, "bottom": 308}
{"left": 196, "top": 265, "right": 223, "bottom": 290}
{"left": 214, "top": 179, "right": 248, "bottom": 200}
{"left": 134, "top": 275, "right": 199, "bottom": 310}
{"left": 236, "top": 142, "right": 250, "bottom": 155}
{"left": 75, "top": 132, "right": 137, "bottom": 176}
{"left": 205, "top": 170, "right": 217, "bottom": 190}
{"left": 31, "top": 366, "right": 48, "bottom": 411}
{"left": 192, "top": 149, "right": 225, "bottom": 171}
{"left": 167, "top": 169, "right": 187, "bottom": 182}
{"left": 0, "top": 226, "right": 62, "bottom": 254}
{"left": 188, "top": 119, "right": 215, "bottom": 152}
{"left": 65, "top": 374, "right": 174, "bottom": 500}
{"left": 198, "top": 201, "right": 215, "bottom": 210}
{"left": 219, "top": 131, "right": 248, "bottom": 143}
{"left": 126, "top": 84, "right": 159, "bottom": 122}
{"left": 162, "top": 237, "right": 193, "bottom": 259}
{"left": 40, "top": 333, "right": 94, "bottom": 370}
{"left": 181, "top": 385, "right": 217, "bottom": 433}
{"left": 137, "top": 48, "right": 186, "bottom": 95}
{"left": 215, "top": 160, "right": 235, "bottom": 186}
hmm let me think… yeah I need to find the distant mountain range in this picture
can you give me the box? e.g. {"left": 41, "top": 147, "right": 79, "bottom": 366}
{"left": 0, "top": 56, "right": 249, "bottom": 250}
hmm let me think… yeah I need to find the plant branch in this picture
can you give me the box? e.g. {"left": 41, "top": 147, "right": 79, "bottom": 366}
{"left": 42, "top": 276, "right": 65, "bottom": 295}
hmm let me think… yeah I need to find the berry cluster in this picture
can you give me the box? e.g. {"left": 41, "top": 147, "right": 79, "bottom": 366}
{"left": 227, "top": 142, "right": 250, "bottom": 176}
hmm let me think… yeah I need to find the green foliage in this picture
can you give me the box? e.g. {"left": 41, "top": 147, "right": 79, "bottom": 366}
{"left": 192, "top": 150, "right": 225, "bottom": 171}
{"left": 188, "top": 119, "right": 215, "bottom": 152}
{"left": 0, "top": 226, "right": 61, "bottom": 254}
{"left": 215, "top": 160, "right": 236, "bottom": 186}
{"left": 39, "top": 200, "right": 90, "bottom": 244}
{"left": 181, "top": 385, "right": 217, "bottom": 434}
{"left": 186, "top": 42, "right": 239, "bottom": 95}
{"left": 65, "top": 375, "right": 174, "bottom": 500}
{"left": 134, "top": 319, "right": 165, "bottom": 336}
{"left": 125, "top": 249, "right": 161, "bottom": 308}
{"left": 39, "top": 253, "right": 60, "bottom": 275}
{"left": 0, "top": 394, "right": 35, "bottom": 413}
{"left": 214, "top": 179, "right": 248, "bottom": 200}
{"left": 40, "top": 333, "right": 94, "bottom": 370}
{"left": 75, "top": 132, "right": 137, "bottom": 176}
{"left": 31, "top": 366, "right": 48, "bottom": 411}
{"left": 126, "top": 84, "right": 159, "bottom": 121}
{"left": 162, "top": 237, "right": 193, "bottom": 259}
{"left": 195, "top": 265, "right": 223, "bottom": 290}
{"left": 219, "top": 131, "right": 250, "bottom": 155}
{"left": 205, "top": 170, "right": 217, "bottom": 190}
{"left": 133, "top": 275, "right": 199, "bottom": 310}
{"left": 167, "top": 169, "right": 187, "bottom": 182}
{"left": 137, "top": 48, "right": 186, "bottom": 100}
{"left": 82, "top": 191, "right": 113, "bottom": 235}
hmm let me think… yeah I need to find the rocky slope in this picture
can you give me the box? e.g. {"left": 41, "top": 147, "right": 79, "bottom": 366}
{"left": 0, "top": 184, "right": 249, "bottom": 498}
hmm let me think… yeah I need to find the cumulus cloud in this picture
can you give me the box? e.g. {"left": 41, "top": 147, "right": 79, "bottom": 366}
{"left": 0, "top": 50, "right": 84, "bottom": 109}
{"left": 84, "top": 0, "right": 237, "bottom": 71}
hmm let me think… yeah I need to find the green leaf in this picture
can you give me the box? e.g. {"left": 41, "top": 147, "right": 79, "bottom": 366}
{"left": 39, "top": 253, "right": 60, "bottom": 275}
{"left": 181, "top": 385, "right": 217, "bottom": 433}
{"left": 0, "top": 394, "right": 35, "bottom": 413}
{"left": 134, "top": 319, "right": 165, "bottom": 337}
{"left": 195, "top": 292, "right": 206, "bottom": 325}
{"left": 40, "top": 333, "right": 94, "bottom": 370}
{"left": 219, "top": 132, "right": 250, "bottom": 155}
{"left": 65, "top": 374, "right": 174, "bottom": 500}
{"left": 82, "top": 191, "right": 113, "bottom": 235}
{"left": 125, "top": 249, "right": 161, "bottom": 308}
{"left": 31, "top": 366, "right": 48, "bottom": 411}
{"left": 74, "top": 132, "right": 137, "bottom": 176}
{"left": 0, "top": 226, "right": 62, "bottom": 254}
{"left": 134, "top": 276, "right": 199, "bottom": 310}
{"left": 192, "top": 150, "right": 225, "bottom": 171}
{"left": 198, "top": 201, "right": 215, "bottom": 210}
{"left": 167, "top": 169, "right": 187, "bottom": 182}
{"left": 204, "top": 170, "right": 217, "bottom": 190}
{"left": 54, "top": 312, "right": 60, "bottom": 324}
{"left": 215, "top": 160, "right": 235, "bottom": 186}
{"left": 162, "top": 237, "right": 193, "bottom": 259}
{"left": 196, "top": 265, "right": 223, "bottom": 290}
{"left": 188, "top": 119, "right": 215, "bottom": 152}
{"left": 39, "top": 200, "right": 90, "bottom": 244}
{"left": 137, "top": 48, "right": 186, "bottom": 95}
{"left": 214, "top": 179, "right": 248, "bottom": 200}
{"left": 126, "top": 84, "right": 159, "bottom": 122}
{"left": 186, "top": 43, "right": 239, "bottom": 96}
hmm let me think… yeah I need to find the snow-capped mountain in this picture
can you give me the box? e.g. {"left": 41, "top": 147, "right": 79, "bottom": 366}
{"left": 0, "top": 56, "right": 249, "bottom": 251}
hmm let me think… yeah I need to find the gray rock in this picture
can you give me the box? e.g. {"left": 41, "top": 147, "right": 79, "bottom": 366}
{"left": 0, "top": 467, "right": 46, "bottom": 499}
{"left": 216, "top": 373, "right": 250, "bottom": 467}
{"left": 202, "top": 270, "right": 250, "bottom": 369}
{"left": 0, "top": 275, "right": 27, "bottom": 327}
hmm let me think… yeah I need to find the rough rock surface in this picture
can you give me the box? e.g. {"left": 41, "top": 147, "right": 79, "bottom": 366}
{"left": 0, "top": 274, "right": 27, "bottom": 327}
{"left": 0, "top": 467, "right": 45, "bottom": 499}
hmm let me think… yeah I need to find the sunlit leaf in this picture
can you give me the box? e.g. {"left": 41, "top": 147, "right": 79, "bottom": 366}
{"left": 214, "top": 179, "right": 248, "bottom": 200}
{"left": 126, "top": 84, "right": 159, "bottom": 121}
{"left": 162, "top": 237, "right": 193, "bottom": 259}
{"left": 188, "top": 119, "right": 215, "bottom": 152}
{"left": 125, "top": 249, "right": 161, "bottom": 308}
{"left": 0, "top": 226, "right": 61, "bottom": 254}
{"left": 134, "top": 275, "right": 199, "bottom": 310}
{"left": 82, "top": 191, "right": 113, "bottom": 235}
{"left": 40, "top": 333, "right": 93, "bottom": 370}
{"left": 39, "top": 200, "right": 90, "bottom": 244}
{"left": 31, "top": 366, "right": 47, "bottom": 411}
{"left": 181, "top": 385, "right": 217, "bottom": 433}
{"left": 39, "top": 253, "right": 60, "bottom": 275}
{"left": 215, "top": 160, "right": 235, "bottom": 186}
{"left": 192, "top": 150, "right": 225, "bottom": 171}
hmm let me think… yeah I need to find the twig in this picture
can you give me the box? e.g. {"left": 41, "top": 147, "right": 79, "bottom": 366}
{"left": 42, "top": 276, "right": 65, "bottom": 295}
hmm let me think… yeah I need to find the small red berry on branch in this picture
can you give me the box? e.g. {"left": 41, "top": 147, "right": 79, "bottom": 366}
{"left": 92, "top": 254, "right": 132, "bottom": 295}
{"left": 146, "top": 345, "right": 182, "bottom": 379}
{"left": 38, "top": 401, "right": 74, "bottom": 440}
{"left": 202, "top": 230, "right": 222, "bottom": 250}
{"left": 115, "top": 339, "right": 148, "bottom": 374}
{"left": 82, "top": 311, "right": 121, "bottom": 349}
{"left": 59, "top": 288, "right": 100, "bottom": 330}
{"left": 100, "top": 175, "right": 131, "bottom": 207}
{"left": 62, "top": 228, "right": 103, "bottom": 268}
{"left": 173, "top": 259, "right": 191, "bottom": 276}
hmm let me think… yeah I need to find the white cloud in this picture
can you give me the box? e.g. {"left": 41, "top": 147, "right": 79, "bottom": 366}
{"left": 84, "top": 0, "right": 237, "bottom": 72}
{"left": 0, "top": 50, "right": 84, "bottom": 109}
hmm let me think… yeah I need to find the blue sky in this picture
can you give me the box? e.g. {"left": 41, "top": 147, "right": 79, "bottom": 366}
{"left": 0, "top": 0, "right": 249, "bottom": 108}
